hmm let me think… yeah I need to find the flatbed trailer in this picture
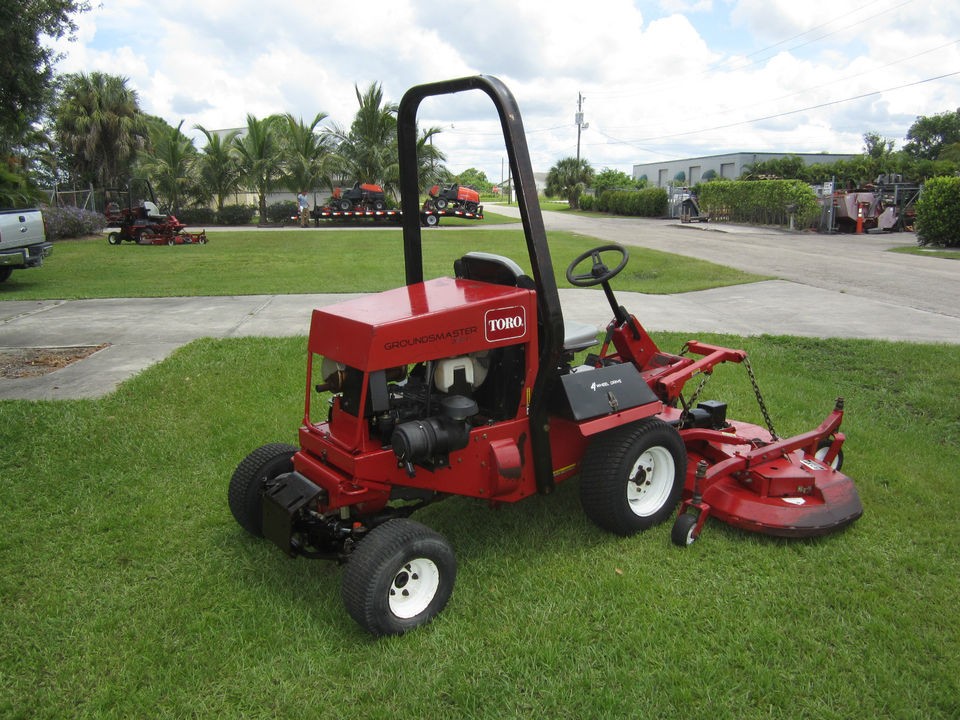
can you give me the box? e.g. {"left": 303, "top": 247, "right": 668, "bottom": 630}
{"left": 311, "top": 203, "right": 483, "bottom": 227}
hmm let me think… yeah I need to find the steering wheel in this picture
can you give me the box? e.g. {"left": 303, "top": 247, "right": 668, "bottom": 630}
{"left": 565, "top": 244, "right": 629, "bottom": 287}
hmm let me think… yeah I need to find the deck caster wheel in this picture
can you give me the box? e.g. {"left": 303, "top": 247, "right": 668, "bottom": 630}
{"left": 671, "top": 513, "right": 699, "bottom": 547}
{"left": 579, "top": 418, "right": 686, "bottom": 536}
{"left": 228, "top": 443, "right": 298, "bottom": 537}
{"left": 342, "top": 519, "right": 456, "bottom": 636}
{"left": 815, "top": 440, "right": 844, "bottom": 470}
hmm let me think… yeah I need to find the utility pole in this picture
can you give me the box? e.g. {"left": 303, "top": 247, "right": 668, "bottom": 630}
{"left": 575, "top": 92, "right": 589, "bottom": 164}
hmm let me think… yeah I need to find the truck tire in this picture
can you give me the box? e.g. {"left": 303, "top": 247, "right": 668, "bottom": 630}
{"left": 228, "top": 443, "right": 298, "bottom": 537}
{"left": 342, "top": 519, "right": 456, "bottom": 636}
{"left": 0, "top": 267, "right": 12, "bottom": 283}
{"left": 579, "top": 418, "right": 686, "bottom": 536}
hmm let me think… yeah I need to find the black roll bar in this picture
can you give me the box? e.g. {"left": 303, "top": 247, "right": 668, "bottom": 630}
{"left": 396, "top": 75, "right": 566, "bottom": 494}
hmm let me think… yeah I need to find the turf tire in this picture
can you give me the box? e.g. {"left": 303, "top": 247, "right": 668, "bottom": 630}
{"left": 342, "top": 519, "right": 456, "bottom": 637}
{"left": 579, "top": 418, "right": 686, "bottom": 536}
{"left": 228, "top": 443, "right": 298, "bottom": 537}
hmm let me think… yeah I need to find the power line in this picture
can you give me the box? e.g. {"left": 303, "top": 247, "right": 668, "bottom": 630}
{"left": 594, "top": 70, "right": 960, "bottom": 147}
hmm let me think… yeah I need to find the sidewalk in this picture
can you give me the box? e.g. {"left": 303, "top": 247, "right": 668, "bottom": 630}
{"left": 3, "top": 280, "right": 957, "bottom": 400}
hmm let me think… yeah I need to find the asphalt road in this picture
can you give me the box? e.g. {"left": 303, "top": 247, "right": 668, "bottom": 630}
{"left": 1, "top": 209, "right": 957, "bottom": 400}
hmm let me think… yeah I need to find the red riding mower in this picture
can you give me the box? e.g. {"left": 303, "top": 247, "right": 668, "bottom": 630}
{"left": 104, "top": 180, "right": 207, "bottom": 246}
{"left": 229, "top": 76, "right": 862, "bottom": 636}
{"left": 427, "top": 183, "right": 481, "bottom": 214}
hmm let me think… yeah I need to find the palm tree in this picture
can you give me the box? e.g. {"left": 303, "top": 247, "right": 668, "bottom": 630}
{"left": 195, "top": 125, "right": 241, "bottom": 212}
{"left": 415, "top": 125, "right": 447, "bottom": 191}
{"left": 331, "top": 83, "right": 398, "bottom": 191}
{"left": 280, "top": 112, "right": 335, "bottom": 196}
{"left": 232, "top": 113, "right": 283, "bottom": 223}
{"left": 53, "top": 71, "right": 149, "bottom": 189}
{"left": 545, "top": 157, "right": 594, "bottom": 209}
{"left": 140, "top": 119, "right": 197, "bottom": 216}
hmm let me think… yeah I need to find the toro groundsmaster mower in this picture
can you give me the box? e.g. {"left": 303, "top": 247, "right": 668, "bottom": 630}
{"left": 229, "top": 76, "right": 862, "bottom": 636}
{"left": 104, "top": 180, "right": 207, "bottom": 246}
{"left": 427, "top": 183, "right": 482, "bottom": 214}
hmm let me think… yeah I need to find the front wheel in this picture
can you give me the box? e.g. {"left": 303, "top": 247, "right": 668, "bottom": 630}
{"left": 108, "top": 232, "right": 122, "bottom": 245}
{"left": 342, "top": 519, "right": 456, "bottom": 636}
{"left": 579, "top": 418, "right": 686, "bottom": 536}
{"left": 228, "top": 443, "right": 298, "bottom": 536}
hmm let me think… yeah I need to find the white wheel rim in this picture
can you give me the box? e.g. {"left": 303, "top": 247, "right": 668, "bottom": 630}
{"left": 388, "top": 557, "right": 440, "bottom": 619}
{"left": 626, "top": 446, "right": 675, "bottom": 517}
{"left": 814, "top": 446, "right": 840, "bottom": 469}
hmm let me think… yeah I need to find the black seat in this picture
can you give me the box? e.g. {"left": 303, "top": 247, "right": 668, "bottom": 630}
{"left": 454, "top": 252, "right": 535, "bottom": 289}
{"left": 455, "top": 252, "right": 596, "bottom": 353}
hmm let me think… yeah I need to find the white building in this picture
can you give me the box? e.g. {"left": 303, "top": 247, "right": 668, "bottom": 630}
{"left": 633, "top": 152, "right": 857, "bottom": 187}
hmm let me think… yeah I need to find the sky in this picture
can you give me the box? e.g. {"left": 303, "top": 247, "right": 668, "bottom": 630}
{"left": 47, "top": 0, "right": 960, "bottom": 185}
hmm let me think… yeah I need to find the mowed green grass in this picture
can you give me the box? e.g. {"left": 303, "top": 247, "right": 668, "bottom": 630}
{"left": 0, "top": 227, "right": 765, "bottom": 300}
{"left": 1, "top": 333, "right": 958, "bottom": 718}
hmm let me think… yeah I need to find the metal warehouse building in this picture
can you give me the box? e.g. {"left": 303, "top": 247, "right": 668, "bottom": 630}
{"left": 633, "top": 152, "right": 857, "bottom": 187}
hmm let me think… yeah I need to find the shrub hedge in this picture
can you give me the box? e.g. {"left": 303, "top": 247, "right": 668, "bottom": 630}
{"left": 696, "top": 180, "right": 819, "bottom": 227}
{"left": 175, "top": 207, "right": 217, "bottom": 226}
{"left": 267, "top": 200, "right": 298, "bottom": 223}
{"left": 915, "top": 176, "right": 960, "bottom": 247}
{"left": 581, "top": 187, "right": 667, "bottom": 217}
{"left": 215, "top": 204, "right": 255, "bottom": 226}
{"left": 42, "top": 205, "right": 107, "bottom": 240}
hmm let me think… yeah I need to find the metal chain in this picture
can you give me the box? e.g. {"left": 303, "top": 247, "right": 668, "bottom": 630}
{"left": 743, "top": 356, "right": 778, "bottom": 439}
{"left": 679, "top": 370, "right": 711, "bottom": 421}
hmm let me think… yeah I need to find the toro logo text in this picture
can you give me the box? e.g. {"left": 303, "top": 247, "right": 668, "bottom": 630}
{"left": 484, "top": 306, "right": 527, "bottom": 343}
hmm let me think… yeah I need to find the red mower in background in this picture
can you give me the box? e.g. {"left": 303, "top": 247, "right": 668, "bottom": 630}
{"left": 229, "top": 76, "right": 862, "bottom": 636}
{"left": 428, "top": 182, "right": 481, "bottom": 214}
{"left": 330, "top": 181, "right": 388, "bottom": 212}
{"left": 104, "top": 180, "right": 207, "bottom": 246}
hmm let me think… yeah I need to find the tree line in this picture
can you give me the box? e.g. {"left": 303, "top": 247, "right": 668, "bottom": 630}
{"left": 545, "top": 112, "right": 960, "bottom": 209}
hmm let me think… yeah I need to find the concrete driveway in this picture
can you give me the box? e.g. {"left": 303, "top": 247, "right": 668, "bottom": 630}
{"left": 1, "top": 211, "right": 957, "bottom": 400}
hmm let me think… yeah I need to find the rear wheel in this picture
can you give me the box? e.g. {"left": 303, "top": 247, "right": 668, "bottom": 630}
{"left": 342, "top": 519, "right": 456, "bottom": 636}
{"left": 228, "top": 443, "right": 298, "bottom": 536}
{"left": 580, "top": 418, "right": 686, "bottom": 536}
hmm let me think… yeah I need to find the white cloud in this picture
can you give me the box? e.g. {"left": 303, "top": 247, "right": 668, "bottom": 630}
{"left": 44, "top": 0, "right": 960, "bottom": 182}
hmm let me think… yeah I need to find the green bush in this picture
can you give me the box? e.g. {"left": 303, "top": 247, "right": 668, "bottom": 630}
{"left": 697, "top": 180, "right": 819, "bottom": 227}
{"left": 596, "top": 188, "right": 667, "bottom": 217}
{"left": 267, "top": 200, "right": 298, "bottom": 223}
{"left": 915, "top": 176, "right": 960, "bottom": 247}
{"left": 579, "top": 194, "right": 595, "bottom": 211}
{"left": 216, "top": 204, "right": 255, "bottom": 226}
{"left": 175, "top": 207, "right": 216, "bottom": 226}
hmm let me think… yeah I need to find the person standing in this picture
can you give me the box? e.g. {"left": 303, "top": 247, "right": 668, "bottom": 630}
{"left": 297, "top": 190, "right": 310, "bottom": 227}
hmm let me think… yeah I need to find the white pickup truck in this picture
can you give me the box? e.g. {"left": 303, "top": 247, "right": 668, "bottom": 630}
{"left": 0, "top": 207, "right": 52, "bottom": 282}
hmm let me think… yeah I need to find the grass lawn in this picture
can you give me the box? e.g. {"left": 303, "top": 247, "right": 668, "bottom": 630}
{"left": 1, "top": 333, "right": 957, "bottom": 718}
{"left": 890, "top": 245, "right": 960, "bottom": 260}
{"left": 0, "top": 228, "right": 765, "bottom": 300}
